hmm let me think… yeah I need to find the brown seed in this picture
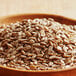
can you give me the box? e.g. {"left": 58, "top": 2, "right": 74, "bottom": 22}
{"left": 25, "top": 31, "right": 31, "bottom": 37}
{"left": 30, "top": 65, "right": 37, "bottom": 70}
{"left": 33, "top": 43, "right": 40, "bottom": 47}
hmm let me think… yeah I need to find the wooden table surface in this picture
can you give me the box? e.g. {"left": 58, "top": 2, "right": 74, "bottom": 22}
{"left": 0, "top": 0, "right": 76, "bottom": 19}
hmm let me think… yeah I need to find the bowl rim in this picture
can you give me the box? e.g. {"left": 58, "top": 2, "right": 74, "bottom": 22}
{"left": 0, "top": 13, "right": 76, "bottom": 73}
{"left": 0, "top": 13, "right": 76, "bottom": 21}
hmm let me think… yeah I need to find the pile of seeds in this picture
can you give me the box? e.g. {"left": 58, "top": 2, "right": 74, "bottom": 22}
{"left": 0, "top": 18, "right": 76, "bottom": 70}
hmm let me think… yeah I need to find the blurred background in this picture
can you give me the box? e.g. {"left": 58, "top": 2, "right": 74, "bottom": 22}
{"left": 0, "top": 0, "right": 76, "bottom": 19}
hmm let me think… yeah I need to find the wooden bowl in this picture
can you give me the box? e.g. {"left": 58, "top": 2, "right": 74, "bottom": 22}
{"left": 0, "top": 14, "right": 76, "bottom": 76}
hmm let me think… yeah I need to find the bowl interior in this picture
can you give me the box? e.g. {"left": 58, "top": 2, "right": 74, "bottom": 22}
{"left": 0, "top": 14, "right": 76, "bottom": 72}
{"left": 0, "top": 14, "right": 76, "bottom": 25}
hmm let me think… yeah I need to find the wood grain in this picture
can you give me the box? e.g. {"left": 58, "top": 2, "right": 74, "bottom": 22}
{"left": 0, "top": 0, "right": 76, "bottom": 19}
